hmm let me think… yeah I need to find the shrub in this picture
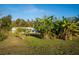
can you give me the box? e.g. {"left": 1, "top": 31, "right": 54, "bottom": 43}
{"left": 0, "top": 32, "right": 7, "bottom": 41}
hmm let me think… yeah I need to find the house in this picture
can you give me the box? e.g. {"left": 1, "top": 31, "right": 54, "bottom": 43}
{"left": 11, "top": 27, "right": 40, "bottom": 35}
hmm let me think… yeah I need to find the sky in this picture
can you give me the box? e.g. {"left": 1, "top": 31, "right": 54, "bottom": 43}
{"left": 0, "top": 4, "right": 79, "bottom": 20}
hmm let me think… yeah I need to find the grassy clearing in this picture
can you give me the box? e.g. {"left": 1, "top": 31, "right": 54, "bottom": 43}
{"left": 0, "top": 34, "right": 79, "bottom": 55}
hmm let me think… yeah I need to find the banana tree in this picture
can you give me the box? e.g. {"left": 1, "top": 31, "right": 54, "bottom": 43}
{"left": 33, "top": 16, "right": 54, "bottom": 39}
{"left": 53, "top": 17, "right": 79, "bottom": 40}
{"left": 60, "top": 17, "right": 79, "bottom": 40}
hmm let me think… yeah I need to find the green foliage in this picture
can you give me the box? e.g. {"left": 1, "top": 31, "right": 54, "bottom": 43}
{"left": 53, "top": 17, "right": 79, "bottom": 40}
{"left": 0, "top": 15, "right": 12, "bottom": 31}
{"left": 0, "top": 15, "right": 79, "bottom": 40}
{"left": 34, "top": 16, "right": 54, "bottom": 39}
{"left": 13, "top": 19, "right": 33, "bottom": 27}
{"left": 33, "top": 16, "right": 79, "bottom": 40}
{"left": 13, "top": 18, "right": 26, "bottom": 27}
{"left": 0, "top": 15, "right": 12, "bottom": 41}
{"left": 0, "top": 32, "right": 7, "bottom": 41}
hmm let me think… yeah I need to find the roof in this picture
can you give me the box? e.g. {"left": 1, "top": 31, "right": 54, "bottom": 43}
{"left": 12, "top": 27, "right": 35, "bottom": 30}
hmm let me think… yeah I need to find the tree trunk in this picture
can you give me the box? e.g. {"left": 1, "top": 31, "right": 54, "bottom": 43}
{"left": 43, "top": 33, "right": 51, "bottom": 40}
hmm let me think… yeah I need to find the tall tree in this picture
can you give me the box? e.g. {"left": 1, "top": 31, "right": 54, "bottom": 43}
{"left": 1, "top": 15, "right": 12, "bottom": 31}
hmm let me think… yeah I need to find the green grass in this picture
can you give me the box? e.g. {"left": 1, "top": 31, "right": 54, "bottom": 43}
{"left": 0, "top": 34, "right": 79, "bottom": 55}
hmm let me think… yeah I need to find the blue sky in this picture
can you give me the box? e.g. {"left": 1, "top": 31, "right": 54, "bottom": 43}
{"left": 0, "top": 4, "right": 79, "bottom": 20}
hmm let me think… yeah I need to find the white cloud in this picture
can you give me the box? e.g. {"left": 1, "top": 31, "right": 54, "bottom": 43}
{"left": 0, "top": 5, "right": 54, "bottom": 20}
{"left": 25, "top": 5, "right": 45, "bottom": 13}
{"left": 1, "top": 5, "right": 52, "bottom": 15}
{"left": 23, "top": 5, "right": 46, "bottom": 13}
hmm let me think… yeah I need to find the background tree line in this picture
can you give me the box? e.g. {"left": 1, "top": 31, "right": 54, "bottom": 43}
{"left": 0, "top": 15, "right": 79, "bottom": 41}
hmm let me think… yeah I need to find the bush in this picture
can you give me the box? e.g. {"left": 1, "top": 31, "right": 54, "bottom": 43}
{"left": 0, "top": 32, "right": 7, "bottom": 41}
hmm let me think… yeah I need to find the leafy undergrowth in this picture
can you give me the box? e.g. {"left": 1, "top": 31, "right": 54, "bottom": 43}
{"left": 0, "top": 34, "right": 79, "bottom": 55}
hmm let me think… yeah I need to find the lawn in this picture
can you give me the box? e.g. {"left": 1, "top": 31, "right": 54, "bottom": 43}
{"left": 0, "top": 34, "right": 79, "bottom": 55}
